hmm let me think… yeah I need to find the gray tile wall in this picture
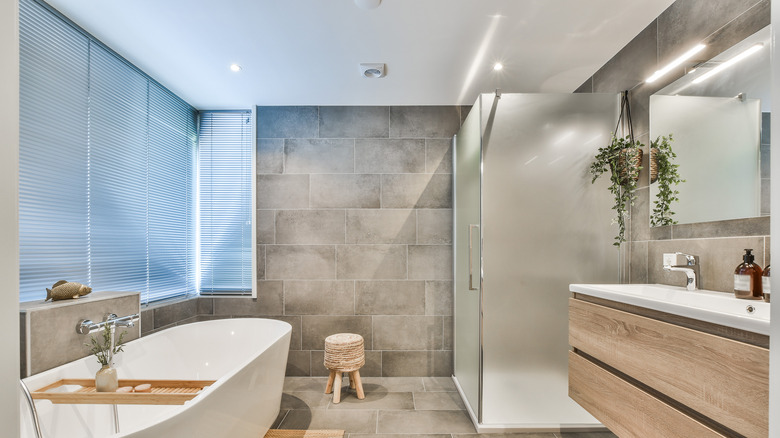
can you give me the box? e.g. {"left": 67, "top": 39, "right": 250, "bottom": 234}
{"left": 575, "top": 0, "right": 771, "bottom": 291}
{"left": 252, "top": 105, "right": 462, "bottom": 377}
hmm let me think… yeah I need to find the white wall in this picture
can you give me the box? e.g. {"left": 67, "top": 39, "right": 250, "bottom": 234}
{"left": 0, "top": 0, "right": 20, "bottom": 434}
{"left": 770, "top": 1, "right": 779, "bottom": 436}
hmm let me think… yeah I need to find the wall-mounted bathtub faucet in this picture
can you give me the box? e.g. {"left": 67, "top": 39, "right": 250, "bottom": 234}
{"left": 663, "top": 252, "right": 699, "bottom": 291}
{"left": 76, "top": 313, "right": 139, "bottom": 335}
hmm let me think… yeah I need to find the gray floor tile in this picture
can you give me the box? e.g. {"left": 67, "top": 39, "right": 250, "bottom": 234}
{"left": 279, "top": 409, "right": 378, "bottom": 433}
{"left": 281, "top": 392, "right": 332, "bottom": 410}
{"left": 413, "top": 391, "right": 466, "bottom": 410}
{"left": 329, "top": 391, "right": 415, "bottom": 410}
{"left": 377, "top": 410, "right": 476, "bottom": 434}
{"left": 360, "top": 376, "right": 426, "bottom": 392}
{"left": 284, "top": 376, "right": 331, "bottom": 392}
{"left": 422, "top": 376, "right": 457, "bottom": 392}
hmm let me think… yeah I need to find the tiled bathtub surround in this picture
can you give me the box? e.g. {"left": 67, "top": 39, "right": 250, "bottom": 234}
{"left": 575, "top": 0, "right": 771, "bottom": 290}
{"left": 253, "top": 106, "right": 462, "bottom": 377}
{"left": 20, "top": 291, "right": 141, "bottom": 377}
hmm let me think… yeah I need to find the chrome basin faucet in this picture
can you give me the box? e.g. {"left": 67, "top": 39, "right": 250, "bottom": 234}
{"left": 663, "top": 252, "right": 699, "bottom": 291}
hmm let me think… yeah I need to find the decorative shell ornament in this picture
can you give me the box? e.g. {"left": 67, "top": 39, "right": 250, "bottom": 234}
{"left": 45, "top": 280, "right": 92, "bottom": 301}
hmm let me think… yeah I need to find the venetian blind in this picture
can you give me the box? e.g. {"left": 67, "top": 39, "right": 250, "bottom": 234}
{"left": 198, "top": 111, "right": 254, "bottom": 295}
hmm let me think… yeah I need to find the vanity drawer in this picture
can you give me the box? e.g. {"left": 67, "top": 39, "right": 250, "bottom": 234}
{"left": 569, "top": 352, "right": 726, "bottom": 438}
{"left": 569, "top": 298, "right": 768, "bottom": 438}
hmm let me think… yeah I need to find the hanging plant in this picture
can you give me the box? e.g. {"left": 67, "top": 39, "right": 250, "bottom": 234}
{"left": 589, "top": 91, "right": 643, "bottom": 247}
{"left": 650, "top": 134, "right": 684, "bottom": 227}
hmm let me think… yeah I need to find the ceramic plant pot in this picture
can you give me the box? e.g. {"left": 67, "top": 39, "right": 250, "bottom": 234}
{"left": 95, "top": 364, "right": 118, "bottom": 392}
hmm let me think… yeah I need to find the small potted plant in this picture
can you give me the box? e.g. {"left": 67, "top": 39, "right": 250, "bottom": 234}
{"left": 86, "top": 324, "right": 126, "bottom": 392}
{"left": 649, "top": 134, "right": 684, "bottom": 227}
{"left": 590, "top": 134, "right": 644, "bottom": 246}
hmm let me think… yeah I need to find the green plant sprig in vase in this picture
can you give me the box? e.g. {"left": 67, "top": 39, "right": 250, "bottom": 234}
{"left": 650, "top": 134, "right": 684, "bottom": 227}
{"left": 589, "top": 134, "right": 644, "bottom": 246}
{"left": 86, "top": 324, "right": 126, "bottom": 392}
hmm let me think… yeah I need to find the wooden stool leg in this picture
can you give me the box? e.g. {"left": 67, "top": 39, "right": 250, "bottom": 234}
{"left": 349, "top": 373, "right": 356, "bottom": 389}
{"left": 352, "top": 370, "right": 365, "bottom": 400}
{"left": 325, "top": 370, "right": 336, "bottom": 394}
{"left": 332, "top": 372, "right": 342, "bottom": 403}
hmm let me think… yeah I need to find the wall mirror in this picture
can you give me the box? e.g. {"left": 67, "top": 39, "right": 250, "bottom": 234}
{"left": 649, "top": 25, "right": 770, "bottom": 225}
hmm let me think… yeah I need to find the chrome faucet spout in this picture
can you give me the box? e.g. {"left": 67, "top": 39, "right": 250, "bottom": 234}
{"left": 663, "top": 252, "right": 699, "bottom": 291}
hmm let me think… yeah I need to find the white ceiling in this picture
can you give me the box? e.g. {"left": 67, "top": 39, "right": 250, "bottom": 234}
{"left": 45, "top": 0, "right": 676, "bottom": 109}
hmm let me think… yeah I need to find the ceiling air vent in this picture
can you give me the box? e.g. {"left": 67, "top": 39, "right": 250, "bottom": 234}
{"left": 360, "top": 63, "right": 386, "bottom": 78}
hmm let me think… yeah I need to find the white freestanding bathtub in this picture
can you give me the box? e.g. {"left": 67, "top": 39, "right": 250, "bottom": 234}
{"left": 21, "top": 318, "right": 291, "bottom": 438}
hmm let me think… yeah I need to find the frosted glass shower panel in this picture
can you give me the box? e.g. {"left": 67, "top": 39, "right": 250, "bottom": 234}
{"left": 650, "top": 95, "right": 761, "bottom": 224}
{"left": 453, "top": 98, "right": 482, "bottom": 418}
{"left": 480, "top": 93, "right": 619, "bottom": 426}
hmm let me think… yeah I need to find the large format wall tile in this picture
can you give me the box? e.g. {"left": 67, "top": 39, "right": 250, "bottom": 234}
{"left": 337, "top": 245, "right": 408, "bottom": 280}
{"left": 382, "top": 174, "right": 452, "bottom": 209}
{"left": 276, "top": 210, "right": 346, "bottom": 244}
{"left": 390, "top": 106, "right": 460, "bottom": 138}
{"left": 425, "top": 281, "right": 453, "bottom": 316}
{"left": 266, "top": 245, "right": 336, "bottom": 280}
{"left": 319, "top": 106, "right": 389, "bottom": 138}
{"left": 425, "top": 139, "right": 453, "bottom": 174}
{"left": 256, "top": 174, "right": 309, "bottom": 208}
{"left": 373, "top": 316, "right": 443, "bottom": 350}
{"left": 355, "top": 280, "right": 425, "bottom": 315}
{"left": 257, "top": 106, "right": 318, "bottom": 138}
{"left": 285, "top": 138, "right": 354, "bottom": 174}
{"left": 257, "top": 139, "right": 284, "bottom": 174}
{"left": 417, "top": 209, "right": 452, "bottom": 245}
{"left": 284, "top": 281, "right": 355, "bottom": 315}
{"left": 381, "top": 351, "right": 452, "bottom": 377}
{"left": 346, "top": 209, "right": 416, "bottom": 244}
{"left": 355, "top": 139, "right": 425, "bottom": 173}
{"left": 408, "top": 245, "right": 453, "bottom": 280}
{"left": 310, "top": 174, "right": 381, "bottom": 208}
{"left": 301, "top": 315, "right": 373, "bottom": 350}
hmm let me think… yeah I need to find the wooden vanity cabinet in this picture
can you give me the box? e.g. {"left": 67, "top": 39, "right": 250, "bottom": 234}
{"left": 568, "top": 295, "right": 769, "bottom": 438}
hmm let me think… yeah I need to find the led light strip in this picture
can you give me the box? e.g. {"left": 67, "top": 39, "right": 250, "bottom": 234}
{"left": 645, "top": 44, "right": 706, "bottom": 83}
{"left": 691, "top": 43, "right": 764, "bottom": 84}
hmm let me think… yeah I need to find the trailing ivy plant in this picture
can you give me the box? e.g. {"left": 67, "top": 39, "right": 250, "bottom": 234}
{"left": 650, "top": 134, "right": 684, "bottom": 227}
{"left": 589, "top": 134, "right": 643, "bottom": 247}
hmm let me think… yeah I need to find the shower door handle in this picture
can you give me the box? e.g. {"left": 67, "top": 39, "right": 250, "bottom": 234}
{"left": 468, "top": 224, "right": 479, "bottom": 291}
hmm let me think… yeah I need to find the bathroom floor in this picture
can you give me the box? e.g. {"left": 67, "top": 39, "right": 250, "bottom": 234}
{"left": 273, "top": 377, "right": 617, "bottom": 438}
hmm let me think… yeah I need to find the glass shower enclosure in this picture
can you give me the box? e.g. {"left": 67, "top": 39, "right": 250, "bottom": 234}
{"left": 453, "top": 93, "right": 620, "bottom": 431}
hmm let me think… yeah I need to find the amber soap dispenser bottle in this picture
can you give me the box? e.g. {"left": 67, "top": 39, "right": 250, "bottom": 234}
{"left": 734, "top": 248, "right": 763, "bottom": 300}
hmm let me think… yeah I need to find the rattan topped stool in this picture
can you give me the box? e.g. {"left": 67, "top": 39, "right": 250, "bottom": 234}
{"left": 324, "top": 333, "right": 365, "bottom": 403}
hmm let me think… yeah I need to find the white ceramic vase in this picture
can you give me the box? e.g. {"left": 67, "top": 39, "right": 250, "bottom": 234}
{"left": 95, "top": 364, "right": 118, "bottom": 392}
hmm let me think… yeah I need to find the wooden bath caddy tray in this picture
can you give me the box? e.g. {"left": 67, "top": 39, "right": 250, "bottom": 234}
{"left": 31, "top": 379, "right": 216, "bottom": 405}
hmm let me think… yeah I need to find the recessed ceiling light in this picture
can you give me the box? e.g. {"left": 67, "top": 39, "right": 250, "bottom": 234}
{"left": 493, "top": 63, "right": 503, "bottom": 71}
{"left": 229, "top": 64, "right": 242, "bottom": 72}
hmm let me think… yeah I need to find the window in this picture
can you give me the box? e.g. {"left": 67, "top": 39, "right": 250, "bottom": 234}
{"left": 197, "top": 111, "right": 255, "bottom": 295}
{"left": 19, "top": 0, "right": 196, "bottom": 303}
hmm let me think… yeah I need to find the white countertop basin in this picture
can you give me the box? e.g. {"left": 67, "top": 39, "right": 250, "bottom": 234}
{"left": 569, "top": 283, "right": 770, "bottom": 336}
